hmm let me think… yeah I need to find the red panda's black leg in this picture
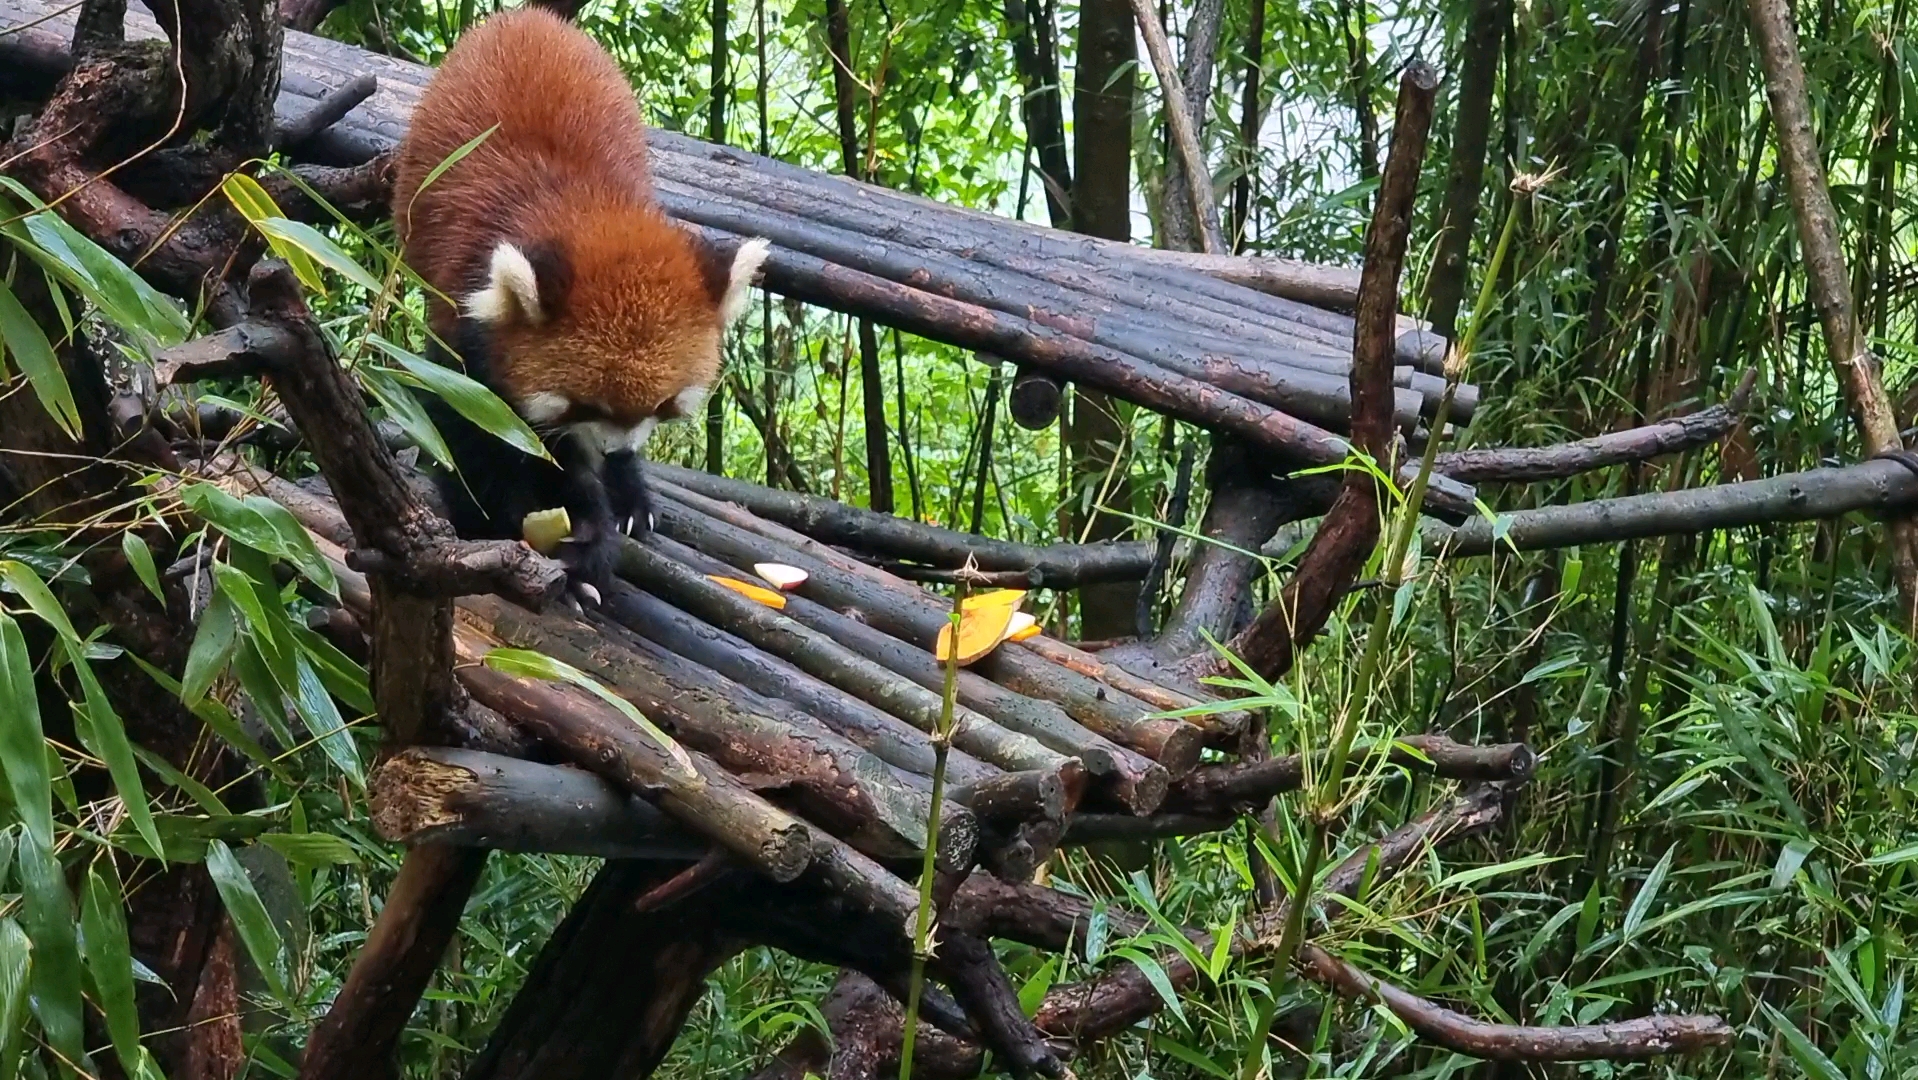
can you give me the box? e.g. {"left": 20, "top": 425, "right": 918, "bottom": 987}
{"left": 604, "top": 450, "right": 655, "bottom": 537}
{"left": 543, "top": 436, "right": 623, "bottom": 604}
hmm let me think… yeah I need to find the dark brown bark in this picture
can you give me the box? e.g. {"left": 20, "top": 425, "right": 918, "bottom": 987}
{"left": 463, "top": 861, "right": 745, "bottom": 1080}
{"left": 303, "top": 847, "right": 489, "bottom": 1080}
{"left": 1220, "top": 62, "right": 1439, "bottom": 684}
{"left": 1001, "top": 0, "right": 1071, "bottom": 226}
{"left": 653, "top": 462, "right": 1154, "bottom": 588}
{"left": 1424, "top": 0, "right": 1505, "bottom": 341}
{"left": 1068, "top": 0, "right": 1142, "bottom": 640}
{"left": 651, "top": 482, "right": 1169, "bottom": 808}
{"left": 1430, "top": 457, "right": 1918, "bottom": 555}
{"left": 616, "top": 536, "right": 1069, "bottom": 783}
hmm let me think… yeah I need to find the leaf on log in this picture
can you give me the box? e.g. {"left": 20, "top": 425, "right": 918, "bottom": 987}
{"left": 934, "top": 588, "right": 1027, "bottom": 665}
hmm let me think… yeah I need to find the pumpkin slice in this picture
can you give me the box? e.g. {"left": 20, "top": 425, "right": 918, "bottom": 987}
{"left": 521, "top": 507, "right": 573, "bottom": 556}
{"left": 754, "top": 562, "right": 810, "bottom": 591}
{"left": 934, "top": 588, "right": 1027, "bottom": 666}
{"left": 708, "top": 574, "right": 788, "bottom": 609}
{"left": 1004, "top": 611, "right": 1041, "bottom": 642}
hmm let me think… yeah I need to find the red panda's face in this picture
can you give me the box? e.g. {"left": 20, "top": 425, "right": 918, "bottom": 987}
{"left": 462, "top": 220, "right": 770, "bottom": 461}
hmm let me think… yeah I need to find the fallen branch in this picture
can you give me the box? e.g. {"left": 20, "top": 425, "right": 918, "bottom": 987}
{"left": 1431, "top": 369, "right": 1756, "bottom": 483}
{"left": 1431, "top": 456, "right": 1918, "bottom": 556}
{"left": 1169, "top": 735, "right": 1536, "bottom": 816}
{"left": 1297, "top": 944, "right": 1735, "bottom": 1060}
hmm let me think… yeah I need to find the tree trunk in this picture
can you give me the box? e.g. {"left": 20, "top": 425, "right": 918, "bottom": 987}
{"left": 1066, "top": 0, "right": 1142, "bottom": 640}
{"left": 1424, "top": 0, "right": 1504, "bottom": 341}
{"left": 1747, "top": 0, "right": 1918, "bottom": 627}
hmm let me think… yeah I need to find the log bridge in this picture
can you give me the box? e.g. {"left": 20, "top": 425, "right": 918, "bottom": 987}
{"left": 0, "top": 0, "right": 1864, "bottom": 1074}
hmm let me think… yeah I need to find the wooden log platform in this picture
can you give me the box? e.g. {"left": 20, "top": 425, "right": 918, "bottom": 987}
{"left": 0, "top": 0, "right": 1484, "bottom": 471}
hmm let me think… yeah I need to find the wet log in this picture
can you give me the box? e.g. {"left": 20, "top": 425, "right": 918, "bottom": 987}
{"left": 1008, "top": 367, "right": 1065, "bottom": 430}
{"left": 616, "top": 537, "right": 1072, "bottom": 779}
{"left": 302, "top": 847, "right": 487, "bottom": 1080}
{"left": 369, "top": 746, "right": 707, "bottom": 859}
{"left": 1430, "top": 456, "right": 1918, "bottom": 556}
{"left": 1296, "top": 945, "right": 1734, "bottom": 1060}
{"left": 654, "top": 462, "right": 1156, "bottom": 589}
{"left": 283, "top": 531, "right": 817, "bottom": 883}
{"left": 649, "top": 486, "right": 1204, "bottom": 777}
{"left": 597, "top": 581, "right": 999, "bottom": 787}
{"left": 1168, "top": 735, "right": 1537, "bottom": 815}
{"left": 655, "top": 176, "right": 1441, "bottom": 432}
{"left": 1429, "top": 368, "right": 1755, "bottom": 484}
{"left": 462, "top": 591, "right": 978, "bottom": 872}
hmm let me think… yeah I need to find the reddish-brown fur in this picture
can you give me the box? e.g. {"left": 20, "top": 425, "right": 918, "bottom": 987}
{"left": 393, "top": 7, "right": 726, "bottom": 426}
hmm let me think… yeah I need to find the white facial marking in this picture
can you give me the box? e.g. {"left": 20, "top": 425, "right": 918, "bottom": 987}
{"left": 463, "top": 242, "right": 544, "bottom": 325}
{"left": 570, "top": 417, "right": 657, "bottom": 458}
{"left": 519, "top": 392, "right": 570, "bottom": 425}
{"left": 719, "top": 238, "right": 771, "bottom": 326}
{"left": 671, "top": 385, "right": 709, "bottom": 419}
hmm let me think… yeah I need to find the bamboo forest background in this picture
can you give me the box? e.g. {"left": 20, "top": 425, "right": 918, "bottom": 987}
{"left": 201, "top": 0, "right": 1918, "bottom": 1072}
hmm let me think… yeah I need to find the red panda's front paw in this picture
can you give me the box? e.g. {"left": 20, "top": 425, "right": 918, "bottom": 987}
{"left": 556, "top": 524, "right": 620, "bottom": 607}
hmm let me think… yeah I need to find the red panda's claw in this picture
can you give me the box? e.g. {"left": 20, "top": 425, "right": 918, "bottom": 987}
{"left": 574, "top": 581, "right": 603, "bottom": 606}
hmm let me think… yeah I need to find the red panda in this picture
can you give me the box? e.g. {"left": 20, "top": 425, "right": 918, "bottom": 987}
{"left": 393, "top": 6, "right": 768, "bottom": 603}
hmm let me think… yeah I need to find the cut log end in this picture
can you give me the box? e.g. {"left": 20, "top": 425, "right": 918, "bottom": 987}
{"left": 370, "top": 750, "right": 472, "bottom": 841}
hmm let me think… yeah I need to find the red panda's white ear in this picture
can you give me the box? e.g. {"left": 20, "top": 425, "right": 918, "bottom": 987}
{"left": 718, "top": 238, "right": 771, "bottom": 327}
{"left": 465, "top": 242, "right": 547, "bottom": 326}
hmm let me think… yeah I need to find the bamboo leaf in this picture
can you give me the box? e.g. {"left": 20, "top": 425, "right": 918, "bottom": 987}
{"left": 121, "top": 532, "right": 165, "bottom": 606}
{"left": 0, "top": 919, "right": 30, "bottom": 1080}
{"left": 15, "top": 830, "right": 85, "bottom": 1070}
{"left": 222, "top": 174, "right": 329, "bottom": 295}
{"left": 0, "top": 277, "right": 80, "bottom": 440}
{"left": 205, "top": 841, "right": 289, "bottom": 1002}
{"left": 182, "top": 588, "right": 241, "bottom": 705}
{"left": 80, "top": 861, "right": 142, "bottom": 1075}
{"left": 482, "top": 648, "right": 698, "bottom": 781}
{"left": 370, "top": 336, "right": 552, "bottom": 461}
{"left": 0, "top": 614, "right": 52, "bottom": 849}
{"left": 256, "top": 218, "right": 384, "bottom": 294}
{"left": 1621, "top": 843, "right": 1674, "bottom": 941}
{"left": 1761, "top": 1001, "right": 1846, "bottom": 1080}
{"left": 258, "top": 832, "right": 361, "bottom": 867}
{"left": 62, "top": 639, "right": 163, "bottom": 860}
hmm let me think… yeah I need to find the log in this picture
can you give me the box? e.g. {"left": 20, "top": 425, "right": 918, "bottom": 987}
{"left": 1430, "top": 456, "right": 1918, "bottom": 556}
{"left": 285, "top": 531, "right": 818, "bottom": 883}
{"left": 462, "top": 591, "right": 979, "bottom": 872}
{"left": 368, "top": 746, "right": 707, "bottom": 859}
{"left": 654, "top": 176, "right": 1443, "bottom": 431}
{"left": 1296, "top": 945, "right": 1734, "bottom": 1060}
{"left": 1168, "top": 735, "right": 1536, "bottom": 815}
{"left": 653, "top": 462, "right": 1157, "bottom": 589}
{"left": 596, "top": 582, "right": 1001, "bottom": 787}
{"left": 1429, "top": 368, "right": 1755, "bottom": 484}
{"left": 1008, "top": 367, "right": 1064, "bottom": 430}
{"left": 649, "top": 487, "right": 1205, "bottom": 777}
{"left": 615, "top": 537, "right": 1072, "bottom": 779}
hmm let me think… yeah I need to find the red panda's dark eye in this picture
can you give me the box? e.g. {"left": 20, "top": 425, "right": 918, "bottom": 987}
{"left": 654, "top": 397, "right": 684, "bottom": 421}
